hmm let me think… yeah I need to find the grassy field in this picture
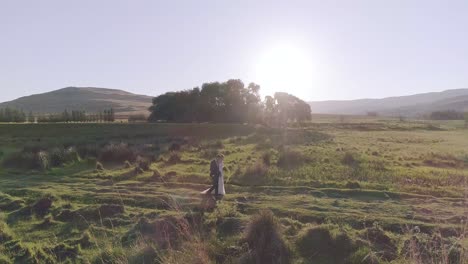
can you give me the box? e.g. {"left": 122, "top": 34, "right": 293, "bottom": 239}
{"left": 0, "top": 118, "right": 466, "bottom": 263}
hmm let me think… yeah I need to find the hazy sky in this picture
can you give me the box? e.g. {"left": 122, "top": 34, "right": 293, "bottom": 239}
{"left": 1, "top": 0, "right": 468, "bottom": 102}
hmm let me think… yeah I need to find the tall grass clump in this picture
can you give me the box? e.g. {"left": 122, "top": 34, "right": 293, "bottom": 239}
{"left": 231, "top": 159, "right": 270, "bottom": 186}
{"left": 94, "top": 245, "right": 127, "bottom": 264}
{"left": 95, "top": 161, "right": 104, "bottom": 171}
{"left": 127, "top": 243, "right": 160, "bottom": 263}
{"left": 361, "top": 226, "right": 397, "bottom": 261}
{"left": 401, "top": 231, "right": 466, "bottom": 264}
{"left": 49, "top": 147, "right": 80, "bottom": 167}
{"left": 2, "top": 150, "right": 49, "bottom": 170}
{"left": 277, "top": 148, "right": 306, "bottom": 169}
{"left": 76, "top": 144, "right": 99, "bottom": 158}
{"left": 98, "top": 143, "right": 136, "bottom": 163}
{"left": 295, "top": 225, "right": 356, "bottom": 263}
{"left": 159, "top": 240, "right": 211, "bottom": 264}
{"left": 243, "top": 210, "right": 291, "bottom": 264}
{"left": 342, "top": 152, "right": 359, "bottom": 167}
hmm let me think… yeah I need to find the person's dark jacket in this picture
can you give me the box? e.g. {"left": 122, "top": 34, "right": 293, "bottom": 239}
{"left": 210, "top": 159, "right": 221, "bottom": 179}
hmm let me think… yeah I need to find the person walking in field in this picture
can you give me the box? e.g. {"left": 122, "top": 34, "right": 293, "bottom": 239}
{"left": 201, "top": 154, "right": 225, "bottom": 197}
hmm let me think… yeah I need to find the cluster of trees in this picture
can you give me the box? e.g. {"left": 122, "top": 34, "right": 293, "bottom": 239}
{"left": 148, "top": 79, "right": 311, "bottom": 125}
{"left": 0, "top": 108, "right": 117, "bottom": 123}
{"left": 430, "top": 110, "right": 465, "bottom": 120}
{"left": 0, "top": 108, "right": 31, "bottom": 122}
{"left": 264, "top": 93, "right": 312, "bottom": 125}
{"left": 37, "top": 109, "right": 116, "bottom": 123}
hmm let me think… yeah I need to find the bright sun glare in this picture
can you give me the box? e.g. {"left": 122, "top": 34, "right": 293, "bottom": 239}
{"left": 254, "top": 43, "right": 314, "bottom": 99}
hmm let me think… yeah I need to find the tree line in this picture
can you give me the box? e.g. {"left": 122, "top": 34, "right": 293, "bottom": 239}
{"left": 148, "top": 79, "right": 312, "bottom": 125}
{"left": 0, "top": 108, "right": 29, "bottom": 122}
{"left": 430, "top": 110, "right": 465, "bottom": 120}
{"left": 0, "top": 108, "right": 116, "bottom": 123}
{"left": 37, "top": 109, "right": 115, "bottom": 123}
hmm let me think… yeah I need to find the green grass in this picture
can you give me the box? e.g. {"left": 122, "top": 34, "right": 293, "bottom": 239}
{"left": 0, "top": 120, "right": 466, "bottom": 263}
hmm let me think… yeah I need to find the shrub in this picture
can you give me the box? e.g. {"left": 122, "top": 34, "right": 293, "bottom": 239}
{"left": 49, "top": 147, "right": 80, "bottom": 167}
{"left": 36, "top": 151, "right": 50, "bottom": 170}
{"left": 98, "top": 143, "right": 136, "bottom": 163}
{"left": 76, "top": 144, "right": 99, "bottom": 158}
{"left": 295, "top": 225, "right": 355, "bottom": 263}
{"left": 277, "top": 149, "right": 306, "bottom": 169}
{"left": 244, "top": 210, "right": 291, "bottom": 264}
{"left": 2, "top": 151, "right": 49, "bottom": 170}
{"left": 3, "top": 152, "right": 34, "bottom": 169}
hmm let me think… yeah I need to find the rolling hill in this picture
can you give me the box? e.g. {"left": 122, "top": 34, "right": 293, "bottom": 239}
{"left": 309, "top": 88, "right": 468, "bottom": 117}
{"left": 0, "top": 87, "right": 153, "bottom": 115}
{"left": 2, "top": 87, "right": 467, "bottom": 118}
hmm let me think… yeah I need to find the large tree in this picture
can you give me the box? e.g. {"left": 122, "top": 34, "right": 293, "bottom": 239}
{"left": 149, "top": 79, "right": 263, "bottom": 123}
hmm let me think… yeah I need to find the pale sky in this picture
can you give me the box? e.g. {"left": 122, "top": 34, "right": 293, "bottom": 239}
{"left": 1, "top": 0, "right": 468, "bottom": 102}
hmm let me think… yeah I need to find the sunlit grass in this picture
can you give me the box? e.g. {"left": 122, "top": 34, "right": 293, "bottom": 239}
{"left": 0, "top": 119, "right": 466, "bottom": 263}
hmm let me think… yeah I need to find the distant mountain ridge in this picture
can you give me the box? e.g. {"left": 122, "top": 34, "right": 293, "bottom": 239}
{"left": 2, "top": 87, "right": 467, "bottom": 117}
{"left": 0, "top": 87, "right": 153, "bottom": 115}
{"left": 309, "top": 88, "right": 468, "bottom": 116}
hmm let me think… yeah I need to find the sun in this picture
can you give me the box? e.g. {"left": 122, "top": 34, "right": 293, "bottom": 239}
{"left": 254, "top": 43, "right": 314, "bottom": 99}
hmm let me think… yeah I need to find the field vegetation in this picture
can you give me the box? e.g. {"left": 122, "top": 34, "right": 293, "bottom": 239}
{"left": 0, "top": 117, "right": 466, "bottom": 263}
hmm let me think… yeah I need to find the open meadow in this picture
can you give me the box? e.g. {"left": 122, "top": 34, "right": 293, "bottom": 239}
{"left": 0, "top": 117, "right": 466, "bottom": 263}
